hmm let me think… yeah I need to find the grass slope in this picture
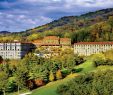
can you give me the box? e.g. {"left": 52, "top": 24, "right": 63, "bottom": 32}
{"left": 75, "top": 53, "right": 105, "bottom": 73}
{"left": 31, "top": 74, "right": 78, "bottom": 95}
{"left": 7, "top": 89, "right": 30, "bottom": 95}
{"left": 75, "top": 60, "right": 95, "bottom": 73}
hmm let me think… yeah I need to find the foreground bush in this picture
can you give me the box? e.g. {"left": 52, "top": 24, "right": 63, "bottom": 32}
{"left": 94, "top": 59, "right": 113, "bottom": 66}
{"left": 57, "top": 70, "right": 113, "bottom": 95}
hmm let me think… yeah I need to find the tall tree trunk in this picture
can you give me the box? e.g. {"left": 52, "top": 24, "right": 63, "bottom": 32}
{"left": 18, "top": 85, "right": 20, "bottom": 95}
{"left": 3, "top": 89, "right": 5, "bottom": 95}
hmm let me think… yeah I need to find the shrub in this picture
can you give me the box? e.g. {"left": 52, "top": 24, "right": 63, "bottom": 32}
{"left": 95, "top": 59, "right": 113, "bottom": 66}
{"left": 34, "top": 79, "right": 45, "bottom": 87}
{"left": 57, "top": 70, "right": 113, "bottom": 95}
{"left": 61, "top": 69, "right": 70, "bottom": 77}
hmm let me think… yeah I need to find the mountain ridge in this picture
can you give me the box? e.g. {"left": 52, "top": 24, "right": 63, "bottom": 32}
{"left": 0, "top": 8, "right": 113, "bottom": 43}
{"left": 1, "top": 8, "right": 113, "bottom": 34}
{"left": 24, "top": 8, "right": 113, "bottom": 34}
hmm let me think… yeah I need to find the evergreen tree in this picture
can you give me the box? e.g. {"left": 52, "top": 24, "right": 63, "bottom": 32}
{"left": 0, "top": 71, "right": 8, "bottom": 95}
{"left": 14, "top": 63, "right": 28, "bottom": 95}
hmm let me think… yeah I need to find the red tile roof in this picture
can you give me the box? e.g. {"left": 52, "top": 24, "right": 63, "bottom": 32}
{"left": 74, "top": 42, "right": 113, "bottom": 45}
{"left": 60, "top": 38, "right": 71, "bottom": 41}
{"left": 44, "top": 36, "right": 59, "bottom": 40}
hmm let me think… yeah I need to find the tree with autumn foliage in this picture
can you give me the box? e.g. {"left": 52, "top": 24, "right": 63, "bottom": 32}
{"left": 49, "top": 71, "right": 55, "bottom": 82}
{"left": 56, "top": 70, "right": 62, "bottom": 80}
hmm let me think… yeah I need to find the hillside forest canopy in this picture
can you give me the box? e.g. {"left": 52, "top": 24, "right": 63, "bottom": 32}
{"left": 0, "top": 8, "right": 113, "bottom": 43}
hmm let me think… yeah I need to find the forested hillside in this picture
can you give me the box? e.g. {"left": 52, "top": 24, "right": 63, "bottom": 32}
{"left": 0, "top": 8, "right": 113, "bottom": 43}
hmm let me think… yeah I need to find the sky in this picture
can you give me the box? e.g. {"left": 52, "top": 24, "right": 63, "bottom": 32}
{"left": 0, "top": 0, "right": 113, "bottom": 32}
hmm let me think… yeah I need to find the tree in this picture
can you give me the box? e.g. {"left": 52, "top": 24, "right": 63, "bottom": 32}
{"left": 56, "top": 70, "right": 62, "bottom": 80}
{"left": 49, "top": 71, "right": 54, "bottom": 82}
{"left": 0, "top": 71, "right": 8, "bottom": 95}
{"left": 108, "top": 16, "right": 113, "bottom": 27}
{"left": 0, "top": 56, "right": 3, "bottom": 64}
{"left": 27, "top": 33, "right": 42, "bottom": 41}
{"left": 108, "top": 16, "right": 113, "bottom": 32}
{"left": 64, "top": 32, "right": 71, "bottom": 38}
{"left": 14, "top": 63, "right": 28, "bottom": 95}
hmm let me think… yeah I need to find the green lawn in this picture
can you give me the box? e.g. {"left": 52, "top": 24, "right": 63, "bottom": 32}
{"left": 75, "top": 53, "right": 105, "bottom": 73}
{"left": 31, "top": 74, "right": 78, "bottom": 95}
{"left": 75, "top": 60, "right": 96, "bottom": 73}
{"left": 7, "top": 89, "right": 30, "bottom": 95}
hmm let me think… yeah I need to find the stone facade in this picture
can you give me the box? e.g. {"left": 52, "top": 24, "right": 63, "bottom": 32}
{"left": 0, "top": 42, "right": 35, "bottom": 59}
{"left": 74, "top": 42, "right": 113, "bottom": 56}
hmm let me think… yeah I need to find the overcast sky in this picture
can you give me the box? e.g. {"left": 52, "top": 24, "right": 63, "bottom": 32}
{"left": 0, "top": 0, "right": 113, "bottom": 32}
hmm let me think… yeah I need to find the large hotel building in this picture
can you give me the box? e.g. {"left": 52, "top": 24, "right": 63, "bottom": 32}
{"left": 74, "top": 42, "right": 113, "bottom": 56}
{"left": 0, "top": 42, "right": 35, "bottom": 59}
{"left": 0, "top": 36, "right": 71, "bottom": 59}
